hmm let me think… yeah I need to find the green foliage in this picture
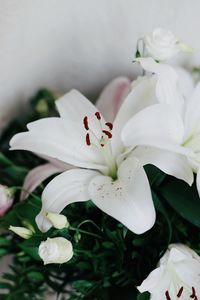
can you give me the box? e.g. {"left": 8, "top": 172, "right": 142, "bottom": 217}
{"left": 0, "top": 89, "right": 199, "bottom": 299}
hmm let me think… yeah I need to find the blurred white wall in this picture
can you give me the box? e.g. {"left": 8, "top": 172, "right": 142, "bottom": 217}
{"left": 0, "top": 0, "right": 200, "bottom": 129}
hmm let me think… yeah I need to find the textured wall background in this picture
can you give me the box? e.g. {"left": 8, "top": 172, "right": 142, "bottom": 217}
{"left": 0, "top": 0, "right": 199, "bottom": 129}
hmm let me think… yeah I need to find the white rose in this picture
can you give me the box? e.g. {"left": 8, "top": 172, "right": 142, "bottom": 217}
{"left": 143, "top": 28, "right": 193, "bottom": 61}
{"left": 138, "top": 243, "right": 200, "bottom": 299}
{"left": 0, "top": 185, "right": 14, "bottom": 217}
{"left": 45, "top": 212, "right": 69, "bottom": 230}
{"left": 9, "top": 226, "right": 33, "bottom": 239}
{"left": 39, "top": 237, "right": 73, "bottom": 265}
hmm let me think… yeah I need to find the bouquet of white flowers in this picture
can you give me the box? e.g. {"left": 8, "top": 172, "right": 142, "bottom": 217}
{"left": 0, "top": 28, "right": 200, "bottom": 300}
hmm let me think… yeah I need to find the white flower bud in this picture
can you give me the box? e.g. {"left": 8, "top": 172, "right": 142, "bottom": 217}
{"left": 45, "top": 212, "right": 69, "bottom": 229}
{"left": 38, "top": 237, "right": 73, "bottom": 265}
{"left": 9, "top": 226, "right": 33, "bottom": 239}
{"left": 0, "top": 185, "right": 14, "bottom": 217}
{"left": 143, "top": 28, "right": 193, "bottom": 61}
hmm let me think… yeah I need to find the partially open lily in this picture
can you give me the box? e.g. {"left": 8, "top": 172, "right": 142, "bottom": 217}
{"left": 10, "top": 76, "right": 191, "bottom": 234}
{"left": 137, "top": 244, "right": 200, "bottom": 299}
{"left": 133, "top": 58, "right": 200, "bottom": 196}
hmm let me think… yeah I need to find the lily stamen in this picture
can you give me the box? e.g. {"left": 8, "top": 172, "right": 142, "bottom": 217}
{"left": 86, "top": 133, "right": 91, "bottom": 146}
{"left": 105, "top": 122, "right": 113, "bottom": 130}
{"left": 83, "top": 116, "right": 89, "bottom": 130}
{"left": 165, "top": 290, "right": 171, "bottom": 300}
{"left": 190, "top": 287, "right": 197, "bottom": 299}
{"left": 177, "top": 287, "right": 184, "bottom": 298}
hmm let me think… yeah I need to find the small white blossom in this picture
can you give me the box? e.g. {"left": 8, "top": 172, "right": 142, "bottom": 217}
{"left": 38, "top": 237, "right": 73, "bottom": 265}
{"left": 9, "top": 226, "right": 33, "bottom": 239}
{"left": 143, "top": 28, "right": 193, "bottom": 61}
{"left": 138, "top": 244, "right": 200, "bottom": 300}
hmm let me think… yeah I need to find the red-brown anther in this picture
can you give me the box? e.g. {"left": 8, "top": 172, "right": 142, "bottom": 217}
{"left": 165, "top": 291, "right": 171, "bottom": 300}
{"left": 105, "top": 122, "right": 113, "bottom": 130}
{"left": 102, "top": 130, "right": 112, "bottom": 139}
{"left": 177, "top": 287, "right": 184, "bottom": 298}
{"left": 95, "top": 112, "right": 101, "bottom": 120}
{"left": 83, "top": 116, "right": 89, "bottom": 130}
{"left": 86, "top": 133, "right": 91, "bottom": 146}
{"left": 190, "top": 287, "right": 197, "bottom": 299}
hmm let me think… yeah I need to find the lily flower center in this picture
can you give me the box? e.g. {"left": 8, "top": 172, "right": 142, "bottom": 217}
{"left": 166, "top": 263, "right": 198, "bottom": 300}
{"left": 83, "top": 112, "right": 117, "bottom": 178}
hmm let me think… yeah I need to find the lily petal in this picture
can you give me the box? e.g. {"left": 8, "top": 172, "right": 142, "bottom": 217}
{"left": 112, "top": 76, "right": 156, "bottom": 155}
{"left": 132, "top": 146, "right": 194, "bottom": 185}
{"left": 121, "top": 103, "right": 191, "bottom": 156}
{"left": 137, "top": 57, "right": 184, "bottom": 114}
{"left": 88, "top": 157, "right": 156, "bottom": 234}
{"left": 56, "top": 89, "right": 106, "bottom": 137}
{"left": 184, "top": 82, "right": 200, "bottom": 135}
{"left": 36, "top": 168, "right": 98, "bottom": 232}
{"left": 96, "top": 77, "right": 131, "bottom": 122}
{"left": 196, "top": 169, "right": 200, "bottom": 198}
{"left": 10, "top": 117, "right": 107, "bottom": 172}
{"left": 137, "top": 266, "right": 165, "bottom": 293}
{"left": 20, "top": 163, "right": 66, "bottom": 201}
{"left": 176, "top": 67, "right": 194, "bottom": 99}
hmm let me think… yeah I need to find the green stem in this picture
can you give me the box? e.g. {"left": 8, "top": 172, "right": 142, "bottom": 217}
{"left": 69, "top": 226, "right": 102, "bottom": 239}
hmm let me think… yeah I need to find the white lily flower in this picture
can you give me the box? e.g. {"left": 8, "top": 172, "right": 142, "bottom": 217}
{"left": 133, "top": 58, "right": 200, "bottom": 196}
{"left": 39, "top": 237, "right": 73, "bottom": 265}
{"left": 143, "top": 28, "right": 193, "bottom": 61}
{"left": 138, "top": 244, "right": 200, "bottom": 300}
{"left": 20, "top": 77, "right": 131, "bottom": 201}
{"left": 10, "top": 76, "right": 191, "bottom": 234}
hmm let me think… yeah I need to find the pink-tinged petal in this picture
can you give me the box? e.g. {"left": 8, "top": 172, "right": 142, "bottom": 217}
{"left": 20, "top": 163, "right": 68, "bottom": 201}
{"left": 36, "top": 168, "right": 98, "bottom": 232}
{"left": 88, "top": 157, "right": 156, "bottom": 234}
{"left": 0, "top": 185, "right": 14, "bottom": 217}
{"left": 96, "top": 77, "right": 131, "bottom": 122}
{"left": 0, "top": 198, "right": 13, "bottom": 217}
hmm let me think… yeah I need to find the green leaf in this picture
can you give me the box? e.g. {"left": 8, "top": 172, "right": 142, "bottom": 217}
{"left": 152, "top": 191, "right": 172, "bottom": 245}
{"left": 0, "top": 249, "right": 8, "bottom": 257}
{"left": 0, "top": 282, "right": 13, "bottom": 289}
{"left": 145, "top": 165, "right": 166, "bottom": 187}
{"left": 137, "top": 292, "right": 150, "bottom": 300}
{"left": 160, "top": 179, "right": 200, "bottom": 228}
{"left": 19, "top": 236, "right": 42, "bottom": 260}
{"left": 0, "top": 152, "right": 13, "bottom": 167}
{"left": 27, "top": 271, "right": 44, "bottom": 281}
